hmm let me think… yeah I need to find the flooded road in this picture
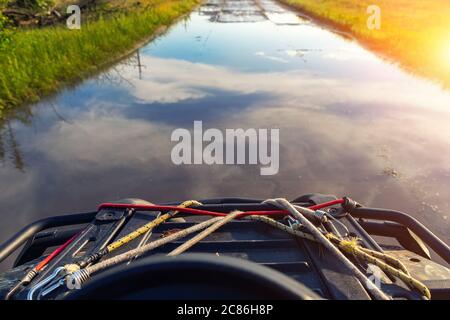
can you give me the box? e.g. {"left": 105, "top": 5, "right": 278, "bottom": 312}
{"left": 1, "top": 0, "right": 450, "bottom": 266}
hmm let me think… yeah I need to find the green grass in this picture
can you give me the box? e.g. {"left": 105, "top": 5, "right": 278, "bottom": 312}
{"left": 282, "top": 0, "right": 450, "bottom": 87}
{"left": 0, "top": 0, "right": 199, "bottom": 115}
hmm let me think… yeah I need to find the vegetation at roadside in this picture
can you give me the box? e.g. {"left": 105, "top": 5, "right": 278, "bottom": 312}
{"left": 282, "top": 0, "right": 450, "bottom": 87}
{"left": 0, "top": 0, "right": 198, "bottom": 115}
{"left": 0, "top": 1, "right": 12, "bottom": 49}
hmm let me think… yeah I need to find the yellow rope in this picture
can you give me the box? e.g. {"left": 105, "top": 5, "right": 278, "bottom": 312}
{"left": 106, "top": 200, "right": 202, "bottom": 253}
{"left": 358, "top": 246, "right": 410, "bottom": 276}
{"left": 326, "top": 234, "right": 431, "bottom": 299}
{"left": 248, "top": 215, "right": 431, "bottom": 300}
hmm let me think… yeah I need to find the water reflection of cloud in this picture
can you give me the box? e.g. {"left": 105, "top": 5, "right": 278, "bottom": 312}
{"left": 133, "top": 81, "right": 210, "bottom": 103}
{"left": 28, "top": 56, "right": 450, "bottom": 202}
{"left": 322, "top": 47, "right": 372, "bottom": 61}
{"left": 117, "top": 55, "right": 450, "bottom": 116}
{"left": 254, "top": 51, "right": 289, "bottom": 63}
{"left": 126, "top": 90, "right": 273, "bottom": 127}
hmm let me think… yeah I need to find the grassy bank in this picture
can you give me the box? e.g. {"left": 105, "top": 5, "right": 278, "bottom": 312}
{"left": 0, "top": 0, "right": 198, "bottom": 114}
{"left": 282, "top": 0, "right": 450, "bottom": 87}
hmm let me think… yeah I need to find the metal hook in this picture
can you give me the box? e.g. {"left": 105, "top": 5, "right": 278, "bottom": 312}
{"left": 285, "top": 216, "right": 301, "bottom": 229}
{"left": 27, "top": 267, "right": 65, "bottom": 300}
{"left": 39, "top": 277, "right": 66, "bottom": 299}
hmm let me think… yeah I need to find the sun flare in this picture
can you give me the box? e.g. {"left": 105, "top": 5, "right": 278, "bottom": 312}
{"left": 443, "top": 41, "right": 450, "bottom": 69}
{"left": 434, "top": 35, "right": 450, "bottom": 71}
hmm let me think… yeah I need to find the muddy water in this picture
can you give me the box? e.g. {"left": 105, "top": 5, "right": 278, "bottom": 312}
{"left": 1, "top": 0, "right": 450, "bottom": 267}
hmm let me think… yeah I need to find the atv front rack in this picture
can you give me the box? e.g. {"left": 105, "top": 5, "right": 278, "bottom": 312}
{"left": 0, "top": 195, "right": 449, "bottom": 300}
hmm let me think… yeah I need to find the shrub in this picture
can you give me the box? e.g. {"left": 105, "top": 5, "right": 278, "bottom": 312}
{"left": 14, "top": 0, "right": 55, "bottom": 10}
{"left": 0, "top": 13, "right": 13, "bottom": 50}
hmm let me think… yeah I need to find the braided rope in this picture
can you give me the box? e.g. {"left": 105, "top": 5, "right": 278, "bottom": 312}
{"left": 263, "top": 198, "right": 390, "bottom": 300}
{"left": 247, "top": 202, "right": 430, "bottom": 299}
{"left": 168, "top": 211, "right": 241, "bottom": 256}
{"left": 106, "top": 200, "right": 202, "bottom": 252}
{"left": 66, "top": 198, "right": 430, "bottom": 299}
{"left": 326, "top": 234, "right": 430, "bottom": 299}
{"left": 246, "top": 215, "right": 316, "bottom": 242}
{"left": 72, "top": 216, "right": 223, "bottom": 284}
{"left": 358, "top": 246, "right": 410, "bottom": 276}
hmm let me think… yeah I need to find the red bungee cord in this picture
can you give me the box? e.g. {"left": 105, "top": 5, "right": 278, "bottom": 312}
{"left": 97, "top": 198, "right": 345, "bottom": 218}
{"left": 35, "top": 232, "right": 80, "bottom": 272}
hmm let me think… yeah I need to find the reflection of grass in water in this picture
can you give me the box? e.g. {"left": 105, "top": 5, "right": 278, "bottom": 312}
{"left": 6, "top": 122, "right": 25, "bottom": 171}
{"left": 282, "top": 0, "right": 450, "bottom": 87}
{"left": 0, "top": 107, "right": 32, "bottom": 171}
{"left": 0, "top": 0, "right": 199, "bottom": 114}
